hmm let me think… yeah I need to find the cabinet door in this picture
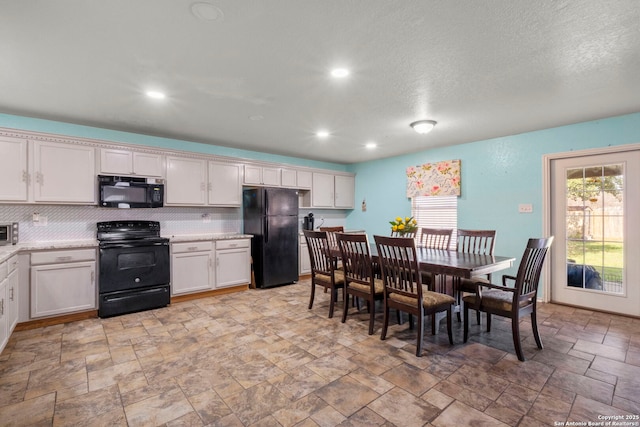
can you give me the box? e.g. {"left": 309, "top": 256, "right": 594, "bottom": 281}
{"left": 281, "top": 169, "right": 297, "bottom": 187}
{"left": 172, "top": 251, "right": 213, "bottom": 295}
{"left": 296, "top": 171, "right": 312, "bottom": 189}
{"left": 334, "top": 175, "right": 355, "bottom": 209}
{"left": 165, "top": 156, "right": 207, "bottom": 205}
{"left": 0, "top": 136, "right": 29, "bottom": 201}
{"left": 100, "top": 149, "right": 132, "bottom": 175}
{"left": 31, "top": 261, "right": 96, "bottom": 318}
{"left": 244, "top": 165, "right": 262, "bottom": 185}
{"left": 133, "top": 152, "right": 163, "bottom": 177}
{"left": 299, "top": 242, "right": 311, "bottom": 275}
{"left": 208, "top": 162, "right": 241, "bottom": 206}
{"left": 216, "top": 248, "right": 250, "bottom": 288}
{"left": 262, "top": 167, "right": 280, "bottom": 186}
{"left": 7, "top": 269, "right": 18, "bottom": 333}
{"left": 33, "top": 141, "right": 96, "bottom": 203}
{"left": 312, "top": 173, "right": 334, "bottom": 207}
{"left": 0, "top": 279, "right": 7, "bottom": 352}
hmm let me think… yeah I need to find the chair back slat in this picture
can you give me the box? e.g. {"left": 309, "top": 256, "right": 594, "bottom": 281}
{"left": 303, "top": 230, "right": 334, "bottom": 275}
{"left": 515, "top": 237, "right": 554, "bottom": 298}
{"left": 457, "top": 229, "right": 496, "bottom": 255}
{"left": 418, "top": 228, "right": 453, "bottom": 250}
{"left": 320, "top": 226, "right": 344, "bottom": 250}
{"left": 374, "top": 235, "right": 422, "bottom": 301}
{"left": 336, "top": 233, "right": 372, "bottom": 285}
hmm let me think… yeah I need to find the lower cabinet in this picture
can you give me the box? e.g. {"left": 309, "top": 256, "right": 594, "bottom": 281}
{"left": 215, "top": 240, "right": 250, "bottom": 288}
{"left": 0, "top": 271, "right": 8, "bottom": 352}
{"left": 299, "top": 239, "right": 311, "bottom": 275}
{"left": 30, "top": 249, "right": 96, "bottom": 318}
{"left": 171, "top": 241, "right": 214, "bottom": 295}
{"left": 6, "top": 256, "right": 19, "bottom": 335}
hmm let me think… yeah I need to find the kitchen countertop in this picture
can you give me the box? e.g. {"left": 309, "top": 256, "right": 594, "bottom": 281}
{"left": 0, "top": 234, "right": 253, "bottom": 263}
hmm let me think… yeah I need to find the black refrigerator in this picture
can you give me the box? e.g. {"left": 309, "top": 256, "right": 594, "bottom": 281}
{"left": 243, "top": 187, "right": 299, "bottom": 288}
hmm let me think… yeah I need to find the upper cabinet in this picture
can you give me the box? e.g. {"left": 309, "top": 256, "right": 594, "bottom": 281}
{"left": 311, "top": 172, "right": 355, "bottom": 209}
{"left": 165, "top": 156, "right": 207, "bottom": 206}
{"left": 244, "top": 165, "right": 280, "bottom": 186}
{"left": 208, "top": 162, "right": 242, "bottom": 206}
{"left": 0, "top": 136, "right": 95, "bottom": 204}
{"left": 100, "top": 148, "right": 163, "bottom": 177}
{"left": 0, "top": 136, "right": 29, "bottom": 201}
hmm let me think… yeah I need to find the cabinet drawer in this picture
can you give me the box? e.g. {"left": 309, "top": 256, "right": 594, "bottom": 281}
{"left": 31, "top": 248, "right": 96, "bottom": 265}
{"left": 172, "top": 241, "right": 213, "bottom": 253}
{"left": 7, "top": 255, "right": 18, "bottom": 273}
{"left": 0, "top": 260, "right": 6, "bottom": 281}
{"left": 216, "top": 239, "right": 250, "bottom": 250}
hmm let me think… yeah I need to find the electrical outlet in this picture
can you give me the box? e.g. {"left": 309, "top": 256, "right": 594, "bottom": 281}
{"left": 34, "top": 215, "right": 48, "bottom": 226}
{"left": 518, "top": 204, "right": 533, "bottom": 213}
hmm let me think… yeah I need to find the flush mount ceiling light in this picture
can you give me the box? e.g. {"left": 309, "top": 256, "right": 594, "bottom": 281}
{"left": 146, "top": 91, "right": 166, "bottom": 100}
{"left": 410, "top": 120, "right": 437, "bottom": 134}
{"left": 316, "top": 130, "right": 330, "bottom": 139}
{"left": 330, "top": 68, "right": 350, "bottom": 78}
{"left": 365, "top": 142, "right": 377, "bottom": 149}
{"left": 190, "top": 2, "right": 224, "bottom": 21}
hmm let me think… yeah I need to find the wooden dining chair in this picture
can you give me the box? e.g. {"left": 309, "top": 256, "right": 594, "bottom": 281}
{"left": 336, "top": 233, "right": 384, "bottom": 335}
{"left": 319, "top": 226, "right": 344, "bottom": 250}
{"left": 374, "top": 235, "right": 455, "bottom": 356}
{"left": 463, "top": 236, "right": 554, "bottom": 361}
{"left": 417, "top": 228, "right": 454, "bottom": 292}
{"left": 455, "top": 229, "right": 497, "bottom": 323}
{"left": 303, "top": 230, "right": 345, "bottom": 318}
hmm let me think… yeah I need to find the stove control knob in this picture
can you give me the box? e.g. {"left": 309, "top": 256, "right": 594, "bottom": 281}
{"left": 135, "top": 278, "right": 141, "bottom": 283}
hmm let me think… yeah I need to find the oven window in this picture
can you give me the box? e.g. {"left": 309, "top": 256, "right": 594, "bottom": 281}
{"left": 0, "top": 227, "right": 7, "bottom": 240}
{"left": 103, "top": 186, "right": 147, "bottom": 203}
{"left": 117, "top": 252, "right": 156, "bottom": 269}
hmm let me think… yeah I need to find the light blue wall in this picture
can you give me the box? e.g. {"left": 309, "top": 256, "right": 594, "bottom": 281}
{"left": 346, "top": 112, "right": 640, "bottom": 278}
{"left": 0, "top": 113, "right": 348, "bottom": 172}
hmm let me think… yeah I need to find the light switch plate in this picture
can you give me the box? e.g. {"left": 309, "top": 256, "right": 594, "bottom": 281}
{"left": 518, "top": 204, "right": 533, "bottom": 213}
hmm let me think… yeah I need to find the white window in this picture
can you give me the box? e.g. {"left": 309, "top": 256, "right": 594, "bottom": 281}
{"left": 411, "top": 195, "right": 458, "bottom": 250}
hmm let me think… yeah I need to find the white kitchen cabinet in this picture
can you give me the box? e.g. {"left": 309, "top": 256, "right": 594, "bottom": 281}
{"left": 30, "top": 249, "right": 96, "bottom": 318}
{"left": 215, "top": 239, "right": 250, "bottom": 288}
{"left": 165, "top": 156, "right": 207, "bottom": 205}
{"left": 311, "top": 172, "right": 355, "bottom": 209}
{"left": 281, "top": 169, "right": 297, "bottom": 187}
{"left": 243, "top": 165, "right": 281, "bottom": 186}
{"left": 296, "top": 170, "right": 312, "bottom": 189}
{"left": 334, "top": 175, "right": 355, "bottom": 209}
{"left": 0, "top": 278, "right": 7, "bottom": 352}
{"left": 208, "top": 162, "right": 242, "bottom": 206}
{"left": 0, "top": 136, "right": 29, "bottom": 202}
{"left": 33, "top": 140, "right": 96, "bottom": 203}
{"left": 311, "top": 172, "right": 335, "bottom": 207}
{"left": 171, "top": 241, "right": 214, "bottom": 295}
{"left": 299, "top": 239, "right": 311, "bottom": 275}
{"left": 6, "top": 256, "right": 19, "bottom": 334}
{"left": 100, "top": 148, "right": 163, "bottom": 177}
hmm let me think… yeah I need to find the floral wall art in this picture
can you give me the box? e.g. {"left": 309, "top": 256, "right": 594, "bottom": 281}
{"left": 406, "top": 159, "right": 461, "bottom": 197}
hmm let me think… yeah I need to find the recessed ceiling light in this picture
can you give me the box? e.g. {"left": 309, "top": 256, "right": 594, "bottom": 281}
{"left": 190, "top": 2, "right": 224, "bottom": 21}
{"left": 146, "top": 91, "right": 166, "bottom": 100}
{"left": 365, "top": 142, "right": 377, "bottom": 149}
{"left": 316, "top": 130, "right": 330, "bottom": 138}
{"left": 330, "top": 68, "right": 350, "bottom": 78}
{"left": 248, "top": 115, "right": 264, "bottom": 121}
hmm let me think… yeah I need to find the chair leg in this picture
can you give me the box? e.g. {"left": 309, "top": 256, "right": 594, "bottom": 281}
{"left": 341, "top": 291, "right": 349, "bottom": 323}
{"left": 380, "top": 301, "right": 390, "bottom": 340}
{"left": 308, "top": 283, "right": 316, "bottom": 309}
{"left": 416, "top": 312, "right": 424, "bottom": 357}
{"left": 431, "top": 312, "right": 436, "bottom": 335}
{"left": 408, "top": 314, "right": 414, "bottom": 330}
{"left": 476, "top": 309, "right": 481, "bottom": 325}
{"left": 512, "top": 317, "right": 525, "bottom": 361}
{"left": 368, "top": 298, "right": 376, "bottom": 335}
{"left": 328, "top": 287, "right": 336, "bottom": 318}
{"left": 531, "top": 311, "right": 543, "bottom": 350}
{"left": 463, "top": 302, "right": 469, "bottom": 342}
{"left": 446, "top": 307, "right": 453, "bottom": 345}
{"left": 487, "top": 313, "right": 492, "bottom": 332}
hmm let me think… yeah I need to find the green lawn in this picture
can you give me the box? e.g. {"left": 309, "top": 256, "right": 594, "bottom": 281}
{"left": 567, "top": 240, "right": 623, "bottom": 279}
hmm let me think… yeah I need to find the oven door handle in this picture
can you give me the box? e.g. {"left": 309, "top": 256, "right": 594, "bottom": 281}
{"left": 100, "top": 241, "right": 169, "bottom": 249}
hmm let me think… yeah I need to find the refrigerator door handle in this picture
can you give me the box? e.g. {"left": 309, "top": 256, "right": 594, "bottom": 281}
{"left": 264, "top": 189, "right": 269, "bottom": 215}
{"left": 264, "top": 216, "right": 269, "bottom": 243}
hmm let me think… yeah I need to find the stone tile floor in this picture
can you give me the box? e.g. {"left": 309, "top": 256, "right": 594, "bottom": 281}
{"left": 1, "top": 280, "right": 639, "bottom": 426}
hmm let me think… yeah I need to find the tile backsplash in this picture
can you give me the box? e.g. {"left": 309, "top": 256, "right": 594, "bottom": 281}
{"left": 0, "top": 205, "right": 241, "bottom": 241}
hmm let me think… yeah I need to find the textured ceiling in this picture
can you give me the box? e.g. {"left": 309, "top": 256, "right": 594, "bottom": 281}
{"left": 1, "top": 1, "right": 639, "bottom": 164}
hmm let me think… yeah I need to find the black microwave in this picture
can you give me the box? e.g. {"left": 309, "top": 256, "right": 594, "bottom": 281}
{"left": 98, "top": 175, "right": 164, "bottom": 208}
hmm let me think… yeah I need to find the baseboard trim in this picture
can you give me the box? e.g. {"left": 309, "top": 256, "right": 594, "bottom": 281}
{"left": 170, "top": 284, "right": 249, "bottom": 303}
{"left": 15, "top": 310, "right": 99, "bottom": 331}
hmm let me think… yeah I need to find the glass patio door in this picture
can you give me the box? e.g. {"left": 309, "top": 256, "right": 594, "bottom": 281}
{"left": 550, "top": 149, "right": 640, "bottom": 316}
